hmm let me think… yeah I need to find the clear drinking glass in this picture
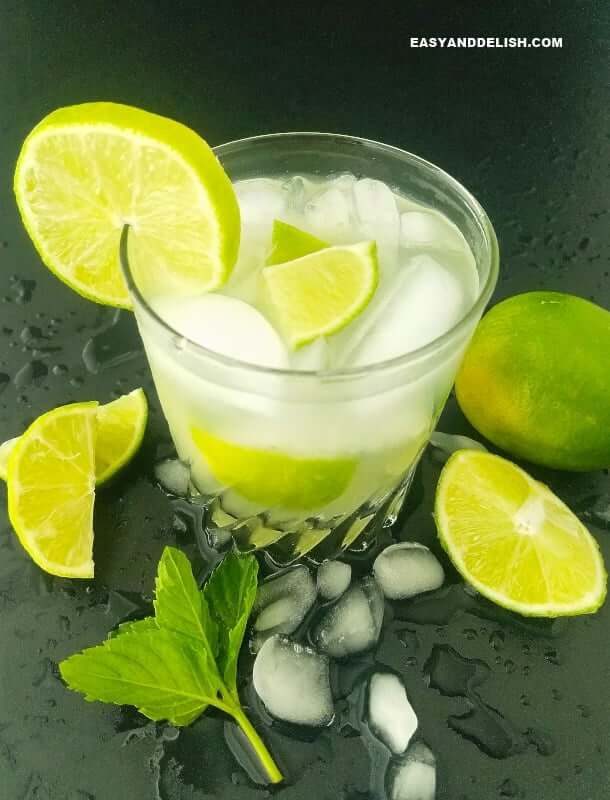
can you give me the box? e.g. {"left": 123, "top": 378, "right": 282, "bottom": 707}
{"left": 121, "top": 133, "right": 499, "bottom": 565}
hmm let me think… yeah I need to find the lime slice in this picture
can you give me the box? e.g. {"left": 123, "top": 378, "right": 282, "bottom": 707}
{"left": 0, "top": 389, "right": 147, "bottom": 486}
{"left": 7, "top": 402, "right": 98, "bottom": 578}
{"left": 191, "top": 427, "right": 356, "bottom": 511}
{"left": 14, "top": 102, "right": 240, "bottom": 307}
{"left": 266, "top": 220, "right": 327, "bottom": 266}
{"left": 435, "top": 450, "right": 607, "bottom": 617}
{"left": 0, "top": 437, "right": 19, "bottom": 481}
{"left": 262, "top": 241, "right": 378, "bottom": 349}
{"left": 95, "top": 388, "right": 148, "bottom": 484}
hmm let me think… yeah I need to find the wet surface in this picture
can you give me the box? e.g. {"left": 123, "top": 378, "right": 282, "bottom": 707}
{"left": 1, "top": 2, "right": 609, "bottom": 798}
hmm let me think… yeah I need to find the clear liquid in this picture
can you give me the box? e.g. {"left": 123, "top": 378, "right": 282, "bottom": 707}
{"left": 138, "top": 173, "right": 480, "bottom": 540}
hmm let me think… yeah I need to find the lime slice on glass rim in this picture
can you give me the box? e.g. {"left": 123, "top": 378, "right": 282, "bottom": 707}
{"left": 0, "top": 388, "right": 147, "bottom": 485}
{"left": 262, "top": 240, "right": 379, "bottom": 349}
{"left": 14, "top": 102, "right": 240, "bottom": 307}
{"left": 7, "top": 402, "right": 98, "bottom": 578}
{"left": 435, "top": 450, "right": 607, "bottom": 617}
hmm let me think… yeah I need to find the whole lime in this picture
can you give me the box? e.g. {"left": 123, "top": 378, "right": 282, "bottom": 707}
{"left": 456, "top": 291, "right": 610, "bottom": 471}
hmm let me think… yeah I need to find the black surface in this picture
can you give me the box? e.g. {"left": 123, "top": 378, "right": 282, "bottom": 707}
{"left": 1, "top": 3, "right": 609, "bottom": 799}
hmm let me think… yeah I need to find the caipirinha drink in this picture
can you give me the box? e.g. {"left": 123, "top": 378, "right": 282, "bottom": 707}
{"left": 125, "top": 133, "right": 497, "bottom": 562}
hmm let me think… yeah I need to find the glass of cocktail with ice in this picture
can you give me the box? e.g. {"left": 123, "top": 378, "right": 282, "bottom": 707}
{"left": 121, "top": 133, "right": 499, "bottom": 564}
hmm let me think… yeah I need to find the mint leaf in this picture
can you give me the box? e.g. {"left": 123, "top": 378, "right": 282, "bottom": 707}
{"left": 60, "top": 629, "right": 219, "bottom": 726}
{"left": 108, "top": 617, "right": 158, "bottom": 639}
{"left": 60, "top": 547, "right": 282, "bottom": 784}
{"left": 154, "top": 546, "right": 217, "bottom": 655}
{"left": 203, "top": 552, "right": 258, "bottom": 694}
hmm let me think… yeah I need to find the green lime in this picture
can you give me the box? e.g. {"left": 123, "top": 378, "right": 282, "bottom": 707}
{"left": 191, "top": 427, "right": 356, "bottom": 511}
{"left": 435, "top": 450, "right": 607, "bottom": 617}
{"left": 0, "top": 389, "right": 147, "bottom": 486}
{"left": 262, "top": 241, "right": 378, "bottom": 349}
{"left": 456, "top": 292, "right": 610, "bottom": 470}
{"left": 94, "top": 388, "right": 148, "bottom": 484}
{"left": 8, "top": 402, "right": 98, "bottom": 578}
{"left": 266, "top": 219, "right": 327, "bottom": 265}
{"left": 14, "top": 102, "right": 240, "bottom": 307}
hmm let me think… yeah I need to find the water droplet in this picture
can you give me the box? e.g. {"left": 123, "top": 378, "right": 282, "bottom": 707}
{"left": 522, "top": 665, "right": 530, "bottom": 677}
{"left": 504, "top": 660, "right": 515, "bottom": 674}
{"left": 424, "top": 644, "right": 490, "bottom": 696}
{"left": 13, "top": 360, "right": 48, "bottom": 388}
{"left": 405, "top": 656, "right": 417, "bottom": 667}
{"left": 552, "top": 688, "right": 562, "bottom": 701}
{"left": 489, "top": 630, "right": 505, "bottom": 651}
{"left": 52, "top": 364, "right": 68, "bottom": 376}
{"left": 520, "top": 694, "right": 530, "bottom": 707}
{"left": 449, "top": 701, "right": 525, "bottom": 759}
{"left": 463, "top": 628, "right": 477, "bottom": 640}
{"left": 521, "top": 643, "right": 531, "bottom": 656}
{"left": 544, "top": 647, "right": 561, "bottom": 665}
{"left": 525, "top": 727, "right": 555, "bottom": 756}
{"left": 577, "top": 704, "right": 591, "bottom": 718}
{"left": 11, "top": 278, "right": 36, "bottom": 304}
{"left": 70, "top": 376, "right": 84, "bottom": 387}
{"left": 396, "top": 628, "right": 418, "bottom": 652}
{"left": 499, "top": 778, "right": 519, "bottom": 797}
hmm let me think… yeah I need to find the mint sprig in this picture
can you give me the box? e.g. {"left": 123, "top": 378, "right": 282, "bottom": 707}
{"left": 59, "top": 547, "right": 282, "bottom": 784}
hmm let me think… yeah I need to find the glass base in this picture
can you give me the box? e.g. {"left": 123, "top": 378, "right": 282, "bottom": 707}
{"left": 201, "top": 461, "right": 419, "bottom": 566}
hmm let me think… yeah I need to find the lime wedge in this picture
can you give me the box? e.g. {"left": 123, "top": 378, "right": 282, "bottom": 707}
{"left": 0, "top": 389, "right": 147, "bottom": 486}
{"left": 94, "top": 388, "right": 148, "bottom": 484}
{"left": 14, "top": 102, "right": 240, "bottom": 307}
{"left": 435, "top": 450, "right": 607, "bottom": 617}
{"left": 191, "top": 427, "right": 356, "bottom": 511}
{"left": 262, "top": 241, "right": 378, "bottom": 349}
{"left": 266, "top": 220, "right": 327, "bottom": 266}
{"left": 0, "top": 437, "right": 19, "bottom": 481}
{"left": 7, "top": 402, "right": 98, "bottom": 578}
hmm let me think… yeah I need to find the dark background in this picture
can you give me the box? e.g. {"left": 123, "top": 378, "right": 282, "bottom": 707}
{"left": 0, "top": 2, "right": 609, "bottom": 799}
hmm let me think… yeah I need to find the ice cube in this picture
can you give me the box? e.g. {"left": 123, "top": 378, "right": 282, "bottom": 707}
{"left": 348, "top": 254, "right": 466, "bottom": 367}
{"left": 252, "top": 635, "right": 334, "bottom": 727}
{"left": 316, "top": 560, "right": 352, "bottom": 601}
{"left": 154, "top": 458, "right": 190, "bottom": 496}
{"left": 354, "top": 178, "right": 400, "bottom": 267}
{"left": 400, "top": 210, "right": 468, "bottom": 252}
{"left": 312, "top": 576, "right": 384, "bottom": 658}
{"left": 429, "top": 431, "right": 487, "bottom": 462}
{"left": 289, "top": 337, "right": 329, "bottom": 372}
{"left": 150, "top": 293, "right": 288, "bottom": 369}
{"left": 304, "top": 187, "right": 354, "bottom": 243}
{"left": 251, "top": 565, "right": 317, "bottom": 648}
{"left": 283, "top": 175, "right": 308, "bottom": 214}
{"left": 368, "top": 672, "right": 418, "bottom": 754}
{"left": 373, "top": 543, "right": 445, "bottom": 601}
{"left": 386, "top": 741, "right": 437, "bottom": 800}
{"left": 235, "top": 178, "right": 288, "bottom": 241}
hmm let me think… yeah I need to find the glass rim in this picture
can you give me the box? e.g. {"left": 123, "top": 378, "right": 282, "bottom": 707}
{"left": 121, "top": 131, "right": 500, "bottom": 381}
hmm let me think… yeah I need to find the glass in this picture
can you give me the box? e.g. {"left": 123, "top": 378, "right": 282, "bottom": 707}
{"left": 121, "top": 133, "right": 499, "bottom": 565}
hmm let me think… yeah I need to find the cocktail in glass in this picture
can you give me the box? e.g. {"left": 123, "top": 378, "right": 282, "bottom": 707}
{"left": 121, "top": 133, "right": 499, "bottom": 564}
